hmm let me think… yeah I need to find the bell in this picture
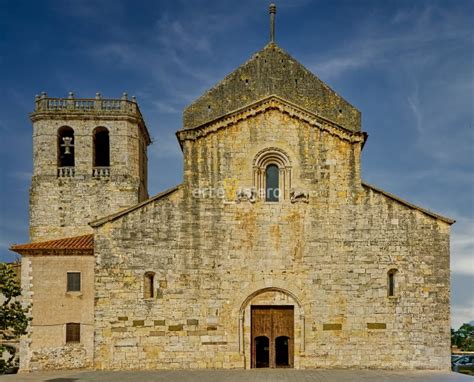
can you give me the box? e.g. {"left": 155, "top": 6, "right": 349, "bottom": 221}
{"left": 62, "top": 137, "right": 73, "bottom": 155}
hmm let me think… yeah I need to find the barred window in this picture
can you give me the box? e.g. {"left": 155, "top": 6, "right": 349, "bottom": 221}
{"left": 67, "top": 272, "right": 81, "bottom": 292}
{"left": 66, "top": 323, "right": 80, "bottom": 343}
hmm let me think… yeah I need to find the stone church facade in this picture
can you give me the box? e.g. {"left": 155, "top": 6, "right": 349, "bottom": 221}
{"left": 11, "top": 19, "right": 453, "bottom": 372}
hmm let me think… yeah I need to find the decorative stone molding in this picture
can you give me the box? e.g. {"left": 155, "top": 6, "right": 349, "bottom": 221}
{"left": 253, "top": 147, "right": 291, "bottom": 201}
{"left": 176, "top": 95, "right": 367, "bottom": 148}
{"left": 237, "top": 286, "right": 306, "bottom": 368}
{"left": 290, "top": 188, "right": 309, "bottom": 203}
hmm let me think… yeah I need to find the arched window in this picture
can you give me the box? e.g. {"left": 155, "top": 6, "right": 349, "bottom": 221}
{"left": 387, "top": 269, "right": 398, "bottom": 297}
{"left": 57, "top": 126, "right": 75, "bottom": 167}
{"left": 265, "top": 164, "right": 280, "bottom": 202}
{"left": 144, "top": 272, "right": 155, "bottom": 299}
{"left": 253, "top": 147, "right": 291, "bottom": 201}
{"left": 93, "top": 127, "right": 110, "bottom": 167}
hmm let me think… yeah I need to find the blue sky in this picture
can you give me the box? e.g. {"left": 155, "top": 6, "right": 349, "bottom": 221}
{"left": 0, "top": 0, "right": 472, "bottom": 328}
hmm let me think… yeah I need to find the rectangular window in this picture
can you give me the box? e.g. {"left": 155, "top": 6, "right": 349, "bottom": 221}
{"left": 67, "top": 272, "right": 81, "bottom": 292}
{"left": 66, "top": 323, "right": 80, "bottom": 343}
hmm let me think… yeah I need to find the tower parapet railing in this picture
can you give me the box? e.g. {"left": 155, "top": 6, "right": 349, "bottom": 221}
{"left": 57, "top": 167, "right": 75, "bottom": 178}
{"left": 92, "top": 167, "right": 110, "bottom": 178}
{"left": 32, "top": 92, "right": 144, "bottom": 121}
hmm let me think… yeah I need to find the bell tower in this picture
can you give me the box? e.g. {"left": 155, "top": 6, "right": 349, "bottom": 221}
{"left": 29, "top": 92, "right": 151, "bottom": 242}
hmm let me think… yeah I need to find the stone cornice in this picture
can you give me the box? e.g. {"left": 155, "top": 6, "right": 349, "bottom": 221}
{"left": 11, "top": 248, "right": 94, "bottom": 257}
{"left": 30, "top": 111, "right": 142, "bottom": 123}
{"left": 177, "top": 95, "right": 367, "bottom": 147}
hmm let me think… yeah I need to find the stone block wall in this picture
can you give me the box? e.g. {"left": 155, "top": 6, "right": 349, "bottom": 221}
{"left": 182, "top": 108, "right": 362, "bottom": 199}
{"left": 21, "top": 255, "right": 94, "bottom": 371}
{"left": 93, "top": 109, "right": 451, "bottom": 370}
{"left": 30, "top": 118, "right": 148, "bottom": 242}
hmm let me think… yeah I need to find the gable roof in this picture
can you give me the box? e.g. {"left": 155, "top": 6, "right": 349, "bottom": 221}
{"left": 10, "top": 234, "right": 94, "bottom": 256}
{"left": 362, "top": 182, "right": 455, "bottom": 224}
{"left": 90, "top": 184, "right": 182, "bottom": 228}
{"left": 183, "top": 42, "right": 360, "bottom": 132}
{"left": 177, "top": 95, "right": 367, "bottom": 148}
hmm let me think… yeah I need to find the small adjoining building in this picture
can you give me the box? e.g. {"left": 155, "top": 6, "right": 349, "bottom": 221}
{"left": 11, "top": 5, "right": 454, "bottom": 372}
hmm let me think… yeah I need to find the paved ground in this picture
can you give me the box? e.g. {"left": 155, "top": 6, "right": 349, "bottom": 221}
{"left": 0, "top": 370, "right": 472, "bottom": 382}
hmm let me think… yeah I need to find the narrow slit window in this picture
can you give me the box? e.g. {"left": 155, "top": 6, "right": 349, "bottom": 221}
{"left": 144, "top": 272, "right": 155, "bottom": 299}
{"left": 265, "top": 164, "right": 280, "bottom": 202}
{"left": 67, "top": 272, "right": 81, "bottom": 292}
{"left": 66, "top": 323, "right": 80, "bottom": 343}
{"left": 388, "top": 269, "right": 397, "bottom": 297}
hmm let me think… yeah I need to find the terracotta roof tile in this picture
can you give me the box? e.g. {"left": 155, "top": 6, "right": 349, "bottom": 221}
{"left": 10, "top": 234, "right": 93, "bottom": 255}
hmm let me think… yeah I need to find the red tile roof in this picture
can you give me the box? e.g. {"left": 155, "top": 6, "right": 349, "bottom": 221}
{"left": 10, "top": 234, "right": 94, "bottom": 255}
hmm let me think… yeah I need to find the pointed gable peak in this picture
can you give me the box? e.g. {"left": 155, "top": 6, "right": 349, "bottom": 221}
{"left": 183, "top": 42, "right": 360, "bottom": 132}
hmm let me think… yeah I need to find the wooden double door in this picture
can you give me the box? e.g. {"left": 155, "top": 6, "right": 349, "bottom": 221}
{"left": 251, "top": 306, "right": 294, "bottom": 368}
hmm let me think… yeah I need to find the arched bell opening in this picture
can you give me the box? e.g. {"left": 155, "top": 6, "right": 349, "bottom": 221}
{"left": 93, "top": 126, "right": 110, "bottom": 167}
{"left": 57, "top": 126, "right": 75, "bottom": 168}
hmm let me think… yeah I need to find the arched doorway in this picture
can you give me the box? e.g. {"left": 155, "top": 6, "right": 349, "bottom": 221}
{"left": 250, "top": 305, "right": 294, "bottom": 368}
{"left": 239, "top": 286, "right": 305, "bottom": 369}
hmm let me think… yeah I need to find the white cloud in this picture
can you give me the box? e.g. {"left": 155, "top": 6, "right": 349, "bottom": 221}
{"left": 451, "top": 217, "right": 474, "bottom": 276}
{"left": 311, "top": 54, "right": 373, "bottom": 80}
{"left": 0, "top": 239, "right": 10, "bottom": 250}
{"left": 152, "top": 100, "right": 181, "bottom": 115}
{"left": 307, "top": 4, "right": 471, "bottom": 80}
{"left": 450, "top": 216, "right": 474, "bottom": 330}
{"left": 307, "top": 3, "right": 473, "bottom": 173}
{"left": 149, "top": 133, "right": 182, "bottom": 160}
{"left": 7, "top": 171, "right": 31, "bottom": 182}
{"left": 452, "top": 304, "right": 474, "bottom": 330}
{"left": 155, "top": 16, "right": 212, "bottom": 54}
{"left": 407, "top": 83, "right": 423, "bottom": 134}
